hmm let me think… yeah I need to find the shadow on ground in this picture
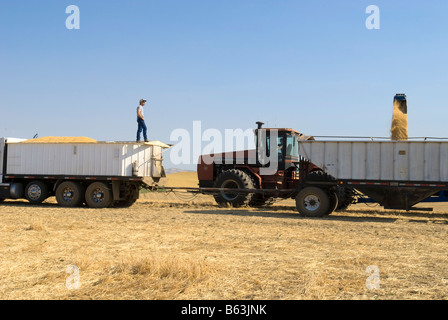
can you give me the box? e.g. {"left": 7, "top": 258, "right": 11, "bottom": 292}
{"left": 184, "top": 205, "right": 448, "bottom": 224}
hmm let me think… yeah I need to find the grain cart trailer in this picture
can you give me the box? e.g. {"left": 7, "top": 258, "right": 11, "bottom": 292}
{"left": 0, "top": 137, "right": 170, "bottom": 208}
{"left": 297, "top": 140, "right": 448, "bottom": 216}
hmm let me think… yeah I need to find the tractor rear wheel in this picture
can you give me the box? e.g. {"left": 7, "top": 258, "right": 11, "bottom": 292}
{"left": 335, "top": 186, "right": 356, "bottom": 212}
{"left": 296, "top": 187, "right": 330, "bottom": 217}
{"left": 213, "top": 169, "right": 255, "bottom": 207}
{"left": 326, "top": 191, "right": 339, "bottom": 215}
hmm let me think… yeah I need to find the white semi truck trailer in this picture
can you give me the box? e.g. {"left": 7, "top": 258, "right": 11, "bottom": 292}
{"left": 0, "top": 138, "right": 170, "bottom": 208}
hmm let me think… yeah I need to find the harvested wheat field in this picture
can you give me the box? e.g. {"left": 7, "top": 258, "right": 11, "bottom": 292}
{"left": 162, "top": 171, "right": 199, "bottom": 188}
{"left": 1, "top": 172, "right": 448, "bottom": 300}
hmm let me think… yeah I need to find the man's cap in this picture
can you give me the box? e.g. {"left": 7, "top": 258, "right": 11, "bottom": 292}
{"left": 140, "top": 99, "right": 147, "bottom": 104}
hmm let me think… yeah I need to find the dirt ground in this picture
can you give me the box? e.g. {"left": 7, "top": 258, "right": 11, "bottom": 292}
{"left": 0, "top": 174, "right": 447, "bottom": 300}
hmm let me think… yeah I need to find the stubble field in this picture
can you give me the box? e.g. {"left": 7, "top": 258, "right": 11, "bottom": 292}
{"left": 0, "top": 172, "right": 447, "bottom": 300}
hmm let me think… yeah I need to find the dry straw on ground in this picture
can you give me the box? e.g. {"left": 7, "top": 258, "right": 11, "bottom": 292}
{"left": 1, "top": 172, "right": 448, "bottom": 300}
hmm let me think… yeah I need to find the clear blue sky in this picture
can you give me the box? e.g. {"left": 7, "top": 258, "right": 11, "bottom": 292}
{"left": 1, "top": 0, "right": 447, "bottom": 169}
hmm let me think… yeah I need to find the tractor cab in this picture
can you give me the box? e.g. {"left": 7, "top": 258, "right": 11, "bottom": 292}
{"left": 254, "top": 122, "right": 311, "bottom": 171}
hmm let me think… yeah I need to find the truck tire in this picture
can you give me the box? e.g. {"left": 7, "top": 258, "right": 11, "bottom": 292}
{"left": 0, "top": 198, "right": 5, "bottom": 204}
{"left": 326, "top": 191, "right": 339, "bottom": 215}
{"left": 335, "top": 186, "right": 356, "bottom": 212}
{"left": 213, "top": 169, "right": 255, "bottom": 207}
{"left": 56, "top": 181, "right": 85, "bottom": 207}
{"left": 85, "top": 182, "right": 113, "bottom": 208}
{"left": 296, "top": 187, "right": 330, "bottom": 217}
{"left": 113, "top": 182, "right": 139, "bottom": 208}
{"left": 25, "top": 181, "right": 49, "bottom": 204}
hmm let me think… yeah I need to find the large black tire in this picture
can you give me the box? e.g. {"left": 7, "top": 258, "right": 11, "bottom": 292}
{"left": 306, "top": 170, "right": 334, "bottom": 182}
{"left": 85, "top": 182, "right": 113, "bottom": 208}
{"left": 25, "top": 181, "right": 49, "bottom": 205}
{"left": 296, "top": 187, "right": 330, "bottom": 217}
{"left": 335, "top": 186, "right": 356, "bottom": 212}
{"left": 56, "top": 181, "right": 85, "bottom": 207}
{"left": 213, "top": 169, "right": 255, "bottom": 207}
{"left": 326, "top": 191, "right": 339, "bottom": 215}
{"left": 0, "top": 198, "right": 5, "bottom": 204}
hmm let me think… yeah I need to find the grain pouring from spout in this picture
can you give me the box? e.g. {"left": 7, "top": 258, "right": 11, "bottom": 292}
{"left": 391, "top": 93, "right": 408, "bottom": 141}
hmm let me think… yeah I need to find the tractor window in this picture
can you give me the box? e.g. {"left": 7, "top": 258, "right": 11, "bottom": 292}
{"left": 256, "top": 130, "right": 271, "bottom": 158}
{"left": 277, "top": 136, "right": 283, "bottom": 163}
{"left": 256, "top": 131, "right": 285, "bottom": 163}
{"left": 286, "top": 134, "right": 299, "bottom": 158}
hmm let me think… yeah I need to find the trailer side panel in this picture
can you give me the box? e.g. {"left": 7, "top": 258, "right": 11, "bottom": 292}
{"left": 5, "top": 142, "right": 164, "bottom": 178}
{"left": 299, "top": 141, "right": 448, "bottom": 182}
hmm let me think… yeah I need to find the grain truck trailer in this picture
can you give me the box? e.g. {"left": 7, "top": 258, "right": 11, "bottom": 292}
{"left": 297, "top": 140, "right": 448, "bottom": 216}
{"left": 0, "top": 137, "right": 170, "bottom": 208}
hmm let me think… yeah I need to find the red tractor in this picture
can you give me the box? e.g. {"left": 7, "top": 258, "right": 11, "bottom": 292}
{"left": 197, "top": 122, "right": 355, "bottom": 216}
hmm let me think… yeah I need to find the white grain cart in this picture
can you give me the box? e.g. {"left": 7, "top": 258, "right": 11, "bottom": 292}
{"left": 0, "top": 138, "right": 171, "bottom": 208}
{"left": 297, "top": 140, "right": 448, "bottom": 216}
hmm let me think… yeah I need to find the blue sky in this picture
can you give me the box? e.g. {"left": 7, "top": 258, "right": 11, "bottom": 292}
{"left": 1, "top": 0, "right": 447, "bottom": 169}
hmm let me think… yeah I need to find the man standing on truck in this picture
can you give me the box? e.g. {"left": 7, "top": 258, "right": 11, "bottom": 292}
{"left": 136, "top": 99, "right": 149, "bottom": 142}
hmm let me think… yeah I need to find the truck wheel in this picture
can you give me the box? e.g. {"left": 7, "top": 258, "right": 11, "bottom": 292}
{"left": 85, "top": 182, "right": 113, "bottom": 208}
{"left": 326, "top": 191, "right": 339, "bottom": 215}
{"left": 0, "top": 198, "right": 5, "bottom": 204}
{"left": 56, "top": 181, "right": 85, "bottom": 207}
{"left": 113, "top": 183, "right": 139, "bottom": 207}
{"left": 25, "top": 181, "right": 49, "bottom": 204}
{"left": 335, "top": 186, "right": 356, "bottom": 212}
{"left": 296, "top": 187, "right": 330, "bottom": 217}
{"left": 213, "top": 169, "right": 255, "bottom": 207}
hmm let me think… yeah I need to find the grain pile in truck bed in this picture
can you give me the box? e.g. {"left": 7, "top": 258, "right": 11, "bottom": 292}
{"left": 21, "top": 136, "right": 98, "bottom": 143}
